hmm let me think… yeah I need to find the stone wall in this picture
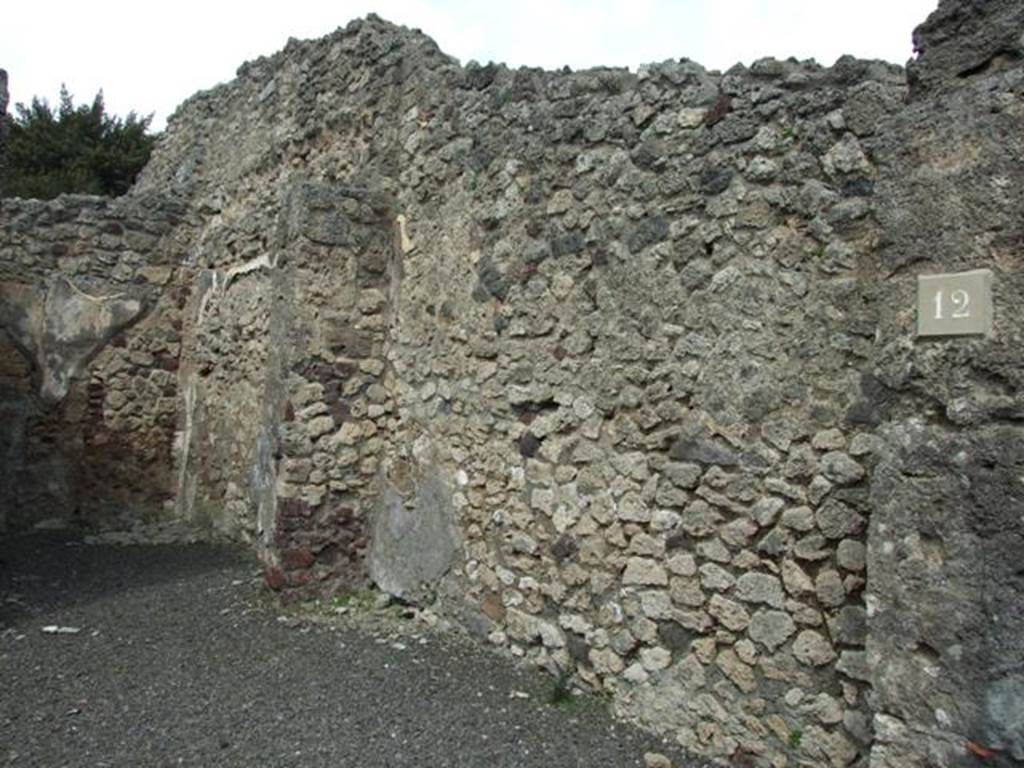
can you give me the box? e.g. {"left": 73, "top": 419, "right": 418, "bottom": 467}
{"left": 863, "top": 2, "right": 1024, "bottom": 764}
{"left": 0, "top": 194, "right": 186, "bottom": 530}
{"left": 369, "top": 38, "right": 903, "bottom": 767}
{"left": 0, "top": 68, "right": 8, "bottom": 176}
{"left": 172, "top": 179, "right": 397, "bottom": 584}
{"left": 1, "top": 2, "right": 1022, "bottom": 766}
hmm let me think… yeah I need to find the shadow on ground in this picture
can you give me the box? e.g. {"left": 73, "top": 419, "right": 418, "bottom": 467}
{"left": 0, "top": 531, "right": 246, "bottom": 627}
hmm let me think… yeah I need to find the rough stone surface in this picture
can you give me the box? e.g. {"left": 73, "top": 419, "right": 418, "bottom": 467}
{"left": 907, "top": 0, "right": 1024, "bottom": 97}
{"left": 868, "top": 424, "right": 1024, "bottom": 765}
{"left": 623, "top": 558, "right": 669, "bottom": 587}
{"left": 0, "top": 3, "right": 1021, "bottom": 766}
{"left": 0, "top": 195, "right": 185, "bottom": 532}
{"left": 793, "top": 630, "right": 837, "bottom": 667}
{"left": 748, "top": 609, "right": 796, "bottom": 652}
{"left": 734, "top": 572, "right": 786, "bottom": 609}
{"left": 0, "top": 68, "right": 8, "bottom": 172}
{"left": 862, "top": 4, "right": 1024, "bottom": 761}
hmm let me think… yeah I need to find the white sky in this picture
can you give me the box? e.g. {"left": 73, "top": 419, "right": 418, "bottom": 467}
{"left": 2, "top": 1, "right": 938, "bottom": 131}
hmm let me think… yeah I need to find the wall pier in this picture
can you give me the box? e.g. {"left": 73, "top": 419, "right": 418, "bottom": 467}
{"left": 2, "top": 2, "right": 1022, "bottom": 764}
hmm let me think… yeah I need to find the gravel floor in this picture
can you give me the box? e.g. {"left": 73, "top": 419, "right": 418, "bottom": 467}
{"left": 0, "top": 532, "right": 711, "bottom": 768}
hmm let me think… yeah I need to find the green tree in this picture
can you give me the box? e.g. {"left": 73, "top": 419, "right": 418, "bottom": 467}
{"left": 0, "top": 86, "right": 156, "bottom": 200}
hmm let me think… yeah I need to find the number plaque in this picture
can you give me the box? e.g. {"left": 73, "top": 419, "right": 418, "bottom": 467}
{"left": 917, "top": 269, "right": 993, "bottom": 337}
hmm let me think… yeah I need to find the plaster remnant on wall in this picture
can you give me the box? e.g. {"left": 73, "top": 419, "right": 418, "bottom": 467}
{"left": 0, "top": 276, "right": 146, "bottom": 402}
{"left": 174, "top": 375, "right": 200, "bottom": 523}
{"left": 224, "top": 252, "right": 277, "bottom": 288}
{"left": 394, "top": 214, "right": 416, "bottom": 254}
{"left": 1, "top": 2, "right": 1022, "bottom": 766}
{"left": 369, "top": 450, "right": 459, "bottom": 600}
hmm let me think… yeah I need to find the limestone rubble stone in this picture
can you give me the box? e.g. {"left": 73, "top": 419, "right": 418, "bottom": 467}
{"left": 748, "top": 610, "right": 796, "bottom": 652}
{"left": 793, "top": 630, "right": 838, "bottom": 667}
{"left": 0, "top": 1, "right": 1021, "bottom": 765}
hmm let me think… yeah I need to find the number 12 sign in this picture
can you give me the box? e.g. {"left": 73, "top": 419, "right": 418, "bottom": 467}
{"left": 917, "top": 269, "right": 993, "bottom": 337}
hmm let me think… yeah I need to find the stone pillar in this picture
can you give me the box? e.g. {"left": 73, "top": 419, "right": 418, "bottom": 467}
{"left": 868, "top": 426, "right": 1024, "bottom": 765}
{"left": 865, "top": 1, "right": 1024, "bottom": 764}
{"left": 0, "top": 67, "right": 10, "bottom": 529}
{"left": 907, "top": 0, "right": 1024, "bottom": 97}
{"left": 0, "top": 68, "right": 9, "bottom": 184}
{"left": 0, "top": 68, "right": 8, "bottom": 118}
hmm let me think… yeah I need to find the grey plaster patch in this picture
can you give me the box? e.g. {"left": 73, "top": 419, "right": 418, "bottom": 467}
{"left": 370, "top": 460, "right": 459, "bottom": 599}
{"left": 0, "top": 277, "right": 146, "bottom": 403}
{"left": 985, "top": 674, "right": 1024, "bottom": 760}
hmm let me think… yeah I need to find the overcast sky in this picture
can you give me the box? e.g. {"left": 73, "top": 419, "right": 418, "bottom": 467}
{"left": 3, "top": 0, "right": 938, "bottom": 131}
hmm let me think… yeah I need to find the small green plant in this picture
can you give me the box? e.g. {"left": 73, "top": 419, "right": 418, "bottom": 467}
{"left": 548, "top": 668, "right": 576, "bottom": 708}
{"left": 330, "top": 589, "right": 376, "bottom": 612}
{"left": 788, "top": 729, "right": 803, "bottom": 750}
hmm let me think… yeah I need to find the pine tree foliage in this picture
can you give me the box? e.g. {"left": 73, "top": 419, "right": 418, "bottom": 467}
{"left": 0, "top": 86, "right": 156, "bottom": 200}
